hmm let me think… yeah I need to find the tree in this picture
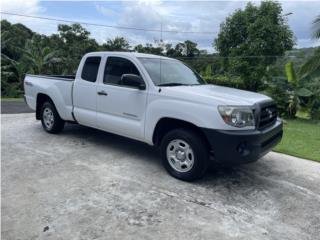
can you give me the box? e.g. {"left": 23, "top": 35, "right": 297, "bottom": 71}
{"left": 171, "top": 40, "right": 200, "bottom": 58}
{"left": 1, "top": 20, "right": 34, "bottom": 96}
{"left": 102, "top": 37, "right": 130, "bottom": 51}
{"left": 57, "top": 24, "right": 99, "bottom": 74}
{"left": 214, "top": 1, "right": 295, "bottom": 91}
{"left": 1, "top": 54, "right": 29, "bottom": 96}
{"left": 134, "top": 43, "right": 164, "bottom": 55}
{"left": 23, "top": 36, "right": 60, "bottom": 74}
{"left": 184, "top": 40, "right": 200, "bottom": 58}
{"left": 1, "top": 35, "right": 59, "bottom": 96}
{"left": 299, "top": 48, "right": 320, "bottom": 79}
{"left": 1, "top": 20, "right": 34, "bottom": 60}
{"left": 299, "top": 16, "right": 320, "bottom": 80}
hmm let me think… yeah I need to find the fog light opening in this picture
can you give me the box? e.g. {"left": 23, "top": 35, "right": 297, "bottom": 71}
{"left": 237, "top": 142, "right": 249, "bottom": 156}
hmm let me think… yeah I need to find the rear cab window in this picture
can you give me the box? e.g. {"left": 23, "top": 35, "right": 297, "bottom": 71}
{"left": 81, "top": 56, "right": 101, "bottom": 82}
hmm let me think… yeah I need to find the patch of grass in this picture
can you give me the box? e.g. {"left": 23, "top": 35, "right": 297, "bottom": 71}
{"left": 274, "top": 119, "right": 320, "bottom": 162}
{"left": 1, "top": 97, "right": 24, "bottom": 102}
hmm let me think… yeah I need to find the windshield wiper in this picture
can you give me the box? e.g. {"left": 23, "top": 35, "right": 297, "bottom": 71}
{"left": 157, "top": 83, "right": 188, "bottom": 87}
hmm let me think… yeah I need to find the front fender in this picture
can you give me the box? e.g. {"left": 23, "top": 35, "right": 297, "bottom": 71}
{"left": 144, "top": 99, "right": 224, "bottom": 144}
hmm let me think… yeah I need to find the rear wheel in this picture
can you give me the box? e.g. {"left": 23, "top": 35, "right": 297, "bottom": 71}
{"left": 40, "top": 102, "right": 65, "bottom": 133}
{"left": 160, "top": 128, "right": 209, "bottom": 181}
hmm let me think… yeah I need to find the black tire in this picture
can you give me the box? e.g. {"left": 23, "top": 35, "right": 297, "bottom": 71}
{"left": 40, "top": 101, "right": 65, "bottom": 133}
{"left": 160, "top": 128, "right": 209, "bottom": 181}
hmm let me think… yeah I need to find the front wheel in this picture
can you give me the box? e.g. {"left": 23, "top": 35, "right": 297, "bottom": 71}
{"left": 40, "top": 102, "right": 65, "bottom": 133}
{"left": 160, "top": 128, "right": 209, "bottom": 181}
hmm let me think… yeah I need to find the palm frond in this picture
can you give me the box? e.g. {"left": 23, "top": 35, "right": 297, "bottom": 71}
{"left": 1, "top": 71, "right": 15, "bottom": 77}
{"left": 1, "top": 53, "right": 14, "bottom": 63}
{"left": 1, "top": 64, "right": 14, "bottom": 71}
{"left": 43, "top": 50, "right": 58, "bottom": 63}
{"left": 313, "top": 15, "right": 320, "bottom": 39}
{"left": 299, "top": 50, "right": 320, "bottom": 78}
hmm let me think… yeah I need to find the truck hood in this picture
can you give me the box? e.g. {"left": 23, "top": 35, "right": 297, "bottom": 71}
{"left": 161, "top": 84, "right": 271, "bottom": 106}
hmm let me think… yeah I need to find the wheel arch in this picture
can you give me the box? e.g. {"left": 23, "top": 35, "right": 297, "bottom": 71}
{"left": 152, "top": 117, "right": 210, "bottom": 148}
{"left": 36, "top": 93, "right": 54, "bottom": 120}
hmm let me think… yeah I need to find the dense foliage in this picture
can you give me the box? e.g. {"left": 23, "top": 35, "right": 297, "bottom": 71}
{"left": 214, "top": 1, "right": 295, "bottom": 91}
{"left": 1, "top": 19, "right": 212, "bottom": 96}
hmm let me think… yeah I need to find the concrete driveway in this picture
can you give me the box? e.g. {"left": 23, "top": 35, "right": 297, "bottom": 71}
{"left": 2, "top": 113, "right": 320, "bottom": 240}
{"left": 1, "top": 99, "right": 34, "bottom": 114}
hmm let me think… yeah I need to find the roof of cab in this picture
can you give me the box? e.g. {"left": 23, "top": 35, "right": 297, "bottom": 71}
{"left": 85, "top": 51, "right": 174, "bottom": 60}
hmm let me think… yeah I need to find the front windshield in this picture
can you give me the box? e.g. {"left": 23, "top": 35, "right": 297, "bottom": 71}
{"left": 138, "top": 57, "right": 206, "bottom": 86}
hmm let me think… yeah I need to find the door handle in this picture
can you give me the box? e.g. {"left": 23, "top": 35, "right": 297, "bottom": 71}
{"left": 25, "top": 81, "right": 33, "bottom": 86}
{"left": 97, "top": 90, "right": 108, "bottom": 96}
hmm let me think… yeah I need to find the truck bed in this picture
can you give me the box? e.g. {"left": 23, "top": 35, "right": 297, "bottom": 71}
{"left": 24, "top": 74, "right": 75, "bottom": 121}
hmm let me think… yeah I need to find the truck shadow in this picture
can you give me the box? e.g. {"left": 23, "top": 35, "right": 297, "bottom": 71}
{"left": 62, "top": 123, "right": 162, "bottom": 167}
{"left": 61, "top": 123, "right": 275, "bottom": 188}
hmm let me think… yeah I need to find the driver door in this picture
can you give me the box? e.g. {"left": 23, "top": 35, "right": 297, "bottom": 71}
{"left": 96, "top": 56, "right": 148, "bottom": 140}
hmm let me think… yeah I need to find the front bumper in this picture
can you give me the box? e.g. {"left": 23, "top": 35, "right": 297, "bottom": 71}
{"left": 201, "top": 119, "right": 283, "bottom": 165}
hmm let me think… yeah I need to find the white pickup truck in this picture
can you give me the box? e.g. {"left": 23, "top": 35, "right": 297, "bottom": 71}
{"left": 24, "top": 52, "right": 282, "bottom": 181}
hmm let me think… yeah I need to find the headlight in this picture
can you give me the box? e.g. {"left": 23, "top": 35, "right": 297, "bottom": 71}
{"left": 218, "top": 106, "right": 255, "bottom": 128}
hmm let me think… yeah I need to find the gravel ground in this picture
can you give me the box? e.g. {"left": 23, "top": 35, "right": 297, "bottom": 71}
{"left": 2, "top": 113, "right": 320, "bottom": 240}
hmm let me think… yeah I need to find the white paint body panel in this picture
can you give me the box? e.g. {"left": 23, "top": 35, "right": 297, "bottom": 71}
{"left": 24, "top": 51, "right": 272, "bottom": 146}
{"left": 96, "top": 84, "right": 148, "bottom": 140}
{"left": 24, "top": 75, "right": 74, "bottom": 121}
{"left": 95, "top": 54, "right": 149, "bottom": 141}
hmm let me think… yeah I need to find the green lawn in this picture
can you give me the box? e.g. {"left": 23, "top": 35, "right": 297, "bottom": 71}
{"left": 274, "top": 119, "right": 320, "bottom": 162}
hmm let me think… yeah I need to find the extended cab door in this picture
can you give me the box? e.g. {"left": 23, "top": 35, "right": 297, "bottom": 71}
{"left": 73, "top": 56, "right": 102, "bottom": 128}
{"left": 96, "top": 56, "right": 148, "bottom": 140}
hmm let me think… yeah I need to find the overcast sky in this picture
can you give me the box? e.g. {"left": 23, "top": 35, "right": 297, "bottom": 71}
{"left": 1, "top": 0, "right": 319, "bottom": 52}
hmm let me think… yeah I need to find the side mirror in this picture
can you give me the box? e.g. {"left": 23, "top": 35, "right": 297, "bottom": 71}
{"left": 121, "top": 74, "right": 146, "bottom": 90}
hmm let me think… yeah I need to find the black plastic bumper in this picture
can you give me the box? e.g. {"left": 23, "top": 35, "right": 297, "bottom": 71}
{"left": 201, "top": 120, "right": 283, "bottom": 165}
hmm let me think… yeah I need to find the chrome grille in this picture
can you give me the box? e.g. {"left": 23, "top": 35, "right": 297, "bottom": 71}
{"left": 258, "top": 102, "right": 278, "bottom": 129}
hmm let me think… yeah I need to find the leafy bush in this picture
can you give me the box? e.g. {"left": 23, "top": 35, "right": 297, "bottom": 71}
{"left": 263, "top": 61, "right": 319, "bottom": 119}
{"left": 204, "top": 74, "right": 246, "bottom": 89}
{"left": 263, "top": 76, "right": 295, "bottom": 118}
{"left": 301, "top": 76, "right": 320, "bottom": 119}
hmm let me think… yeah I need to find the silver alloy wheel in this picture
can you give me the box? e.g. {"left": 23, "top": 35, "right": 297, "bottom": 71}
{"left": 43, "top": 107, "right": 54, "bottom": 130}
{"left": 166, "top": 139, "right": 194, "bottom": 173}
